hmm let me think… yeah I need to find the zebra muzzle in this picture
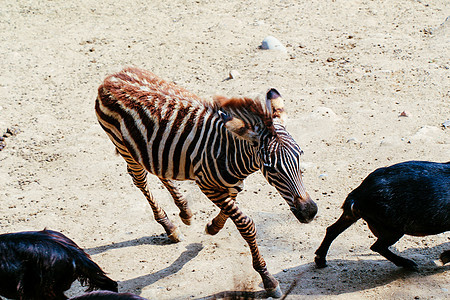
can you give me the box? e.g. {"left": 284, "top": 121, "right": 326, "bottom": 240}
{"left": 291, "top": 198, "right": 318, "bottom": 224}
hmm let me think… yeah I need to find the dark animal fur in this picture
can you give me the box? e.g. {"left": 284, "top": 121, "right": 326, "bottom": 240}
{"left": 0, "top": 229, "right": 117, "bottom": 300}
{"left": 315, "top": 161, "right": 450, "bottom": 269}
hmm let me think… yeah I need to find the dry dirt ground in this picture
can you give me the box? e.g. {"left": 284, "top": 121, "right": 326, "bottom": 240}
{"left": 0, "top": 0, "right": 449, "bottom": 299}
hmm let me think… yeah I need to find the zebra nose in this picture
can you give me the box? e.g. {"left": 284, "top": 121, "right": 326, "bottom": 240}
{"left": 291, "top": 198, "right": 318, "bottom": 223}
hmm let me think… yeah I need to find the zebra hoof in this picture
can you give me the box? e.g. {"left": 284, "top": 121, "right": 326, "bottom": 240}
{"left": 205, "top": 222, "right": 220, "bottom": 235}
{"left": 180, "top": 216, "right": 192, "bottom": 226}
{"left": 266, "top": 284, "right": 283, "bottom": 298}
{"left": 167, "top": 228, "right": 184, "bottom": 243}
{"left": 179, "top": 209, "right": 193, "bottom": 226}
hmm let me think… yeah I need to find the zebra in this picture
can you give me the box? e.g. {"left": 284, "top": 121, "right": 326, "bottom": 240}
{"left": 95, "top": 67, "right": 317, "bottom": 298}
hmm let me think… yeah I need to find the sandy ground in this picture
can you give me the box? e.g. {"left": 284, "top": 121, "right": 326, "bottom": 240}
{"left": 0, "top": 0, "right": 449, "bottom": 299}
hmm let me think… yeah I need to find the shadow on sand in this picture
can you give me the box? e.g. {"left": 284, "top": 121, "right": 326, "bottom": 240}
{"left": 85, "top": 237, "right": 203, "bottom": 297}
{"left": 85, "top": 234, "right": 174, "bottom": 256}
{"left": 197, "top": 243, "right": 449, "bottom": 299}
{"left": 118, "top": 243, "right": 203, "bottom": 293}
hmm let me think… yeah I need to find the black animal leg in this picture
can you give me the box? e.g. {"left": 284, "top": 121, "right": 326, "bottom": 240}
{"left": 315, "top": 212, "right": 359, "bottom": 268}
{"left": 369, "top": 233, "right": 417, "bottom": 270}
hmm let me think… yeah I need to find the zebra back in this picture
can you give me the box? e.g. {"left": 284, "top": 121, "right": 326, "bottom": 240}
{"left": 95, "top": 67, "right": 274, "bottom": 184}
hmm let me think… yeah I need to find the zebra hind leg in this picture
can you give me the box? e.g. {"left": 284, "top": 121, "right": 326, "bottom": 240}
{"left": 159, "top": 178, "right": 193, "bottom": 225}
{"left": 125, "top": 164, "right": 183, "bottom": 242}
{"left": 205, "top": 210, "right": 229, "bottom": 235}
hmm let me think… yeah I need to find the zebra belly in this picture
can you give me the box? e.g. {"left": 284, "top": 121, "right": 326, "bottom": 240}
{"left": 120, "top": 124, "right": 196, "bottom": 181}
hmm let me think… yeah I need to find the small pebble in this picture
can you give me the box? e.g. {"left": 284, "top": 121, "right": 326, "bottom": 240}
{"left": 229, "top": 70, "right": 240, "bottom": 79}
{"left": 399, "top": 111, "right": 411, "bottom": 117}
{"left": 442, "top": 120, "right": 450, "bottom": 129}
{"left": 319, "top": 173, "right": 328, "bottom": 180}
{"left": 260, "top": 36, "right": 287, "bottom": 52}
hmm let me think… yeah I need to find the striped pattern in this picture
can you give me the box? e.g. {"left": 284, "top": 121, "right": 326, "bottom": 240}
{"left": 95, "top": 67, "right": 316, "bottom": 296}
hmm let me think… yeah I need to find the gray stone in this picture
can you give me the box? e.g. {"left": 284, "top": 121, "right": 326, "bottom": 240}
{"left": 260, "top": 36, "right": 287, "bottom": 52}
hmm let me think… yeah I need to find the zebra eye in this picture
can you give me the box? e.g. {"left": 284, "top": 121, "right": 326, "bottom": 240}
{"left": 263, "top": 162, "right": 275, "bottom": 171}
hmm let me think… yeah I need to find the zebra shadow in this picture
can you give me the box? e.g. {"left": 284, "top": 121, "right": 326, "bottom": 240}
{"left": 194, "top": 290, "right": 266, "bottom": 299}
{"left": 85, "top": 234, "right": 175, "bottom": 256}
{"left": 118, "top": 243, "right": 203, "bottom": 293}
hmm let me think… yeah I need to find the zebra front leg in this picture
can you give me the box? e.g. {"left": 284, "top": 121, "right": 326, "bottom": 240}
{"left": 126, "top": 165, "right": 182, "bottom": 242}
{"left": 159, "top": 178, "right": 193, "bottom": 225}
{"left": 226, "top": 199, "right": 281, "bottom": 298}
{"left": 203, "top": 189, "right": 282, "bottom": 298}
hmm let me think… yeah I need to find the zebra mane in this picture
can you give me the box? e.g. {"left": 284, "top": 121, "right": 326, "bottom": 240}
{"left": 213, "top": 95, "right": 276, "bottom": 135}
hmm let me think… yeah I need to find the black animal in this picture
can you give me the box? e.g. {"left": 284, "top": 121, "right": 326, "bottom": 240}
{"left": 70, "top": 291, "right": 147, "bottom": 300}
{"left": 0, "top": 229, "right": 118, "bottom": 300}
{"left": 315, "top": 160, "right": 450, "bottom": 269}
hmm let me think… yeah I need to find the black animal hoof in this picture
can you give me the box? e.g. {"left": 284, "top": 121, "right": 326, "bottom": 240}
{"left": 440, "top": 251, "right": 450, "bottom": 265}
{"left": 398, "top": 259, "right": 418, "bottom": 271}
{"left": 314, "top": 255, "right": 327, "bottom": 268}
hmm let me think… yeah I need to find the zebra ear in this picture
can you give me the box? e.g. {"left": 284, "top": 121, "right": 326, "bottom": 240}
{"left": 266, "top": 88, "right": 287, "bottom": 125}
{"left": 219, "top": 111, "right": 259, "bottom": 144}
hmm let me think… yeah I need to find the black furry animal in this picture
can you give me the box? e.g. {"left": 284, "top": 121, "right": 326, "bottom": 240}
{"left": 0, "top": 229, "right": 118, "bottom": 300}
{"left": 315, "top": 161, "right": 450, "bottom": 269}
{"left": 70, "top": 291, "right": 147, "bottom": 300}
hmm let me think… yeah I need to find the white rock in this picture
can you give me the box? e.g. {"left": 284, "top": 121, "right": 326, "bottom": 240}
{"left": 319, "top": 173, "right": 328, "bottom": 180}
{"left": 229, "top": 70, "right": 240, "bottom": 79}
{"left": 260, "top": 36, "right": 287, "bottom": 52}
{"left": 410, "top": 126, "right": 442, "bottom": 141}
{"left": 442, "top": 120, "right": 450, "bottom": 128}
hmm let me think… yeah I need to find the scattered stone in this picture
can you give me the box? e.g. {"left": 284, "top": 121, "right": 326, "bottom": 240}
{"left": 260, "top": 36, "right": 287, "bottom": 52}
{"left": 5, "top": 127, "right": 20, "bottom": 137}
{"left": 319, "top": 173, "right": 328, "bottom": 180}
{"left": 326, "top": 57, "right": 336, "bottom": 62}
{"left": 228, "top": 70, "right": 240, "bottom": 79}
{"left": 399, "top": 111, "right": 411, "bottom": 117}
{"left": 442, "top": 120, "right": 450, "bottom": 129}
{"left": 0, "top": 126, "right": 20, "bottom": 151}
